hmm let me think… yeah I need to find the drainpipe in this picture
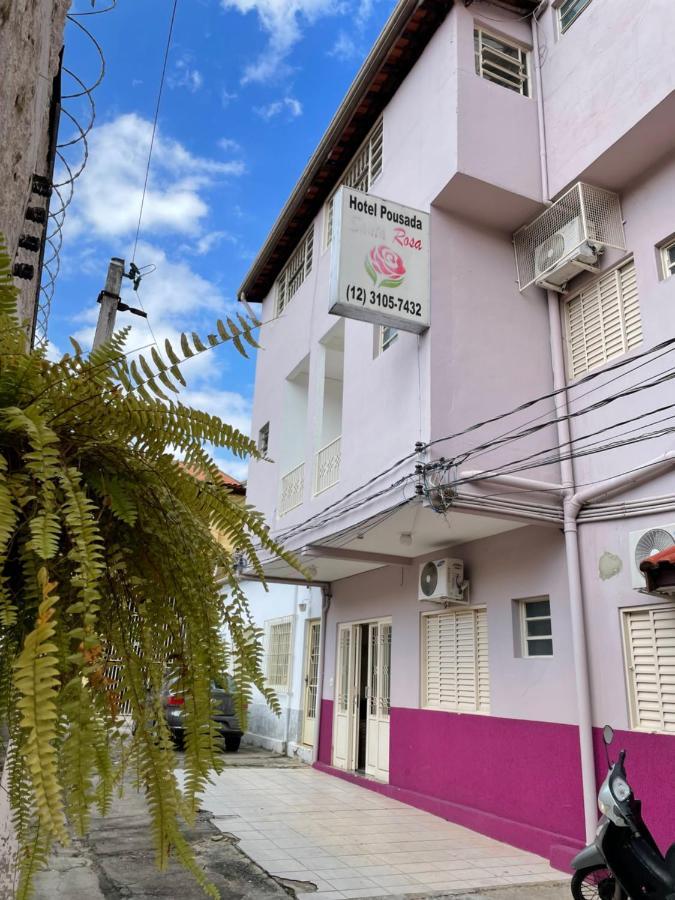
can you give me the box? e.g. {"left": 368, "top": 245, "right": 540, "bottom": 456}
{"left": 312, "top": 585, "right": 332, "bottom": 764}
{"left": 459, "top": 470, "right": 564, "bottom": 494}
{"left": 532, "top": 2, "right": 599, "bottom": 843}
{"left": 284, "top": 585, "right": 300, "bottom": 756}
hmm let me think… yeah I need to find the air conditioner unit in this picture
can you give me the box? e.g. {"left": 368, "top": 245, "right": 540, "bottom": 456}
{"left": 629, "top": 524, "right": 675, "bottom": 589}
{"left": 534, "top": 217, "right": 599, "bottom": 287}
{"left": 418, "top": 558, "right": 468, "bottom": 605}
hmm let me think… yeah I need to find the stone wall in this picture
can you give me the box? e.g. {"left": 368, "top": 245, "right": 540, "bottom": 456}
{"left": 0, "top": 0, "right": 70, "bottom": 336}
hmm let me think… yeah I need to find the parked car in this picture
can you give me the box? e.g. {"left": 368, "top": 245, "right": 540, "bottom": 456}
{"left": 161, "top": 675, "right": 243, "bottom": 752}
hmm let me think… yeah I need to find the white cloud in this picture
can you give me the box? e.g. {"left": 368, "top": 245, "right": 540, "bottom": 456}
{"left": 218, "top": 137, "right": 242, "bottom": 153}
{"left": 169, "top": 57, "right": 204, "bottom": 93}
{"left": 179, "top": 388, "right": 252, "bottom": 437}
{"left": 329, "top": 30, "right": 358, "bottom": 61}
{"left": 254, "top": 96, "right": 303, "bottom": 121}
{"left": 65, "top": 113, "right": 245, "bottom": 240}
{"left": 211, "top": 453, "right": 250, "bottom": 482}
{"left": 221, "top": 87, "right": 238, "bottom": 107}
{"left": 221, "top": 0, "right": 341, "bottom": 83}
{"left": 192, "top": 230, "right": 239, "bottom": 255}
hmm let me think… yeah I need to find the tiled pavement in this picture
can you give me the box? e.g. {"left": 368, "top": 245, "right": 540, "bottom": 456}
{"left": 194, "top": 764, "right": 565, "bottom": 899}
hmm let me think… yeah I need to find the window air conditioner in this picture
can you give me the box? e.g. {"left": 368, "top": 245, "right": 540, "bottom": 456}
{"left": 418, "top": 558, "right": 469, "bottom": 605}
{"left": 629, "top": 524, "right": 675, "bottom": 590}
{"left": 534, "top": 217, "right": 598, "bottom": 288}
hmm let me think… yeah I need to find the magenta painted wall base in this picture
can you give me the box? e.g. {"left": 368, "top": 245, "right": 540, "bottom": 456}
{"left": 314, "top": 760, "right": 582, "bottom": 870}
{"left": 316, "top": 700, "right": 675, "bottom": 869}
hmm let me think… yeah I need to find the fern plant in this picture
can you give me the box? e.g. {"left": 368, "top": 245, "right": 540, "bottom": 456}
{"left": 0, "top": 238, "right": 298, "bottom": 898}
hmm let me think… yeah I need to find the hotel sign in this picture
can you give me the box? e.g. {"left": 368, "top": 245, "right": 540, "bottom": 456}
{"left": 329, "top": 187, "right": 430, "bottom": 334}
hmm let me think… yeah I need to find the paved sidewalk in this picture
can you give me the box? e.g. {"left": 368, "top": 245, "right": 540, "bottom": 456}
{"left": 195, "top": 764, "right": 567, "bottom": 900}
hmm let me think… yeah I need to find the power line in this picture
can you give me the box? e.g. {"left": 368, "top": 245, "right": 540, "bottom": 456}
{"left": 451, "top": 365, "right": 675, "bottom": 468}
{"left": 131, "top": 0, "right": 179, "bottom": 265}
{"left": 462, "top": 342, "right": 675, "bottom": 469}
{"left": 422, "top": 337, "right": 675, "bottom": 455}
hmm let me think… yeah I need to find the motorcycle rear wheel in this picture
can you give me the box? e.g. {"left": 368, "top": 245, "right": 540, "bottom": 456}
{"left": 571, "top": 865, "right": 624, "bottom": 900}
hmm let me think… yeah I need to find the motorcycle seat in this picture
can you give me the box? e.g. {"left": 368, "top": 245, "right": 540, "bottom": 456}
{"left": 667, "top": 843, "right": 675, "bottom": 878}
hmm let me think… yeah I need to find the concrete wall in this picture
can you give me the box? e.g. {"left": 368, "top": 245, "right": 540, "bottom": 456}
{"left": 235, "top": 579, "right": 322, "bottom": 761}
{"left": 0, "top": 0, "right": 70, "bottom": 334}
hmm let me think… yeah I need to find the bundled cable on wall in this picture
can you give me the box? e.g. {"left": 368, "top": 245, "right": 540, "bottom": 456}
{"left": 34, "top": 1, "right": 117, "bottom": 349}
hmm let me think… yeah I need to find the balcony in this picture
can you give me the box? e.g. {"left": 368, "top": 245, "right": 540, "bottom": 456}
{"left": 314, "top": 436, "right": 341, "bottom": 496}
{"left": 279, "top": 462, "right": 304, "bottom": 517}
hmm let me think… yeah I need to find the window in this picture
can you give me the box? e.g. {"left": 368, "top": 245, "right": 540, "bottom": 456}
{"left": 258, "top": 422, "right": 269, "bottom": 455}
{"left": 558, "top": 0, "right": 593, "bottom": 33}
{"left": 518, "top": 597, "right": 553, "bottom": 657}
{"left": 377, "top": 324, "right": 398, "bottom": 355}
{"left": 565, "top": 259, "right": 642, "bottom": 380}
{"left": 623, "top": 604, "right": 675, "bottom": 733}
{"left": 422, "top": 608, "right": 490, "bottom": 713}
{"left": 660, "top": 238, "right": 675, "bottom": 280}
{"left": 265, "top": 617, "right": 293, "bottom": 689}
{"left": 276, "top": 226, "right": 314, "bottom": 315}
{"left": 474, "top": 27, "right": 529, "bottom": 97}
{"left": 324, "top": 118, "right": 383, "bottom": 247}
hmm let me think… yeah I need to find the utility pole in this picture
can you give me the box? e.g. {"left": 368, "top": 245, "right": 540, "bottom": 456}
{"left": 93, "top": 257, "right": 125, "bottom": 350}
{"left": 93, "top": 257, "right": 148, "bottom": 350}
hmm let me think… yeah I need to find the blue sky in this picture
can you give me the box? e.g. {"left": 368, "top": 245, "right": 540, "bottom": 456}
{"left": 51, "top": 0, "right": 395, "bottom": 478}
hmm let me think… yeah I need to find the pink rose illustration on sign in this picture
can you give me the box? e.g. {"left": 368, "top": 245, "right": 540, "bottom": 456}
{"left": 365, "top": 245, "right": 406, "bottom": 288}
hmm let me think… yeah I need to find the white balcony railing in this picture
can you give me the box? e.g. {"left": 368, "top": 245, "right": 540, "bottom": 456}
{"left": 279, "top": 462, "right": 304, "bottom": 517}
{"left": 314, "top": 436, "right": 341, "bottom": 496}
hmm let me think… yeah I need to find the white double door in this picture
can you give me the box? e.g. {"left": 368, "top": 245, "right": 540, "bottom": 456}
{"left": 333, "top": 619, "right": 391, "bottom": 781}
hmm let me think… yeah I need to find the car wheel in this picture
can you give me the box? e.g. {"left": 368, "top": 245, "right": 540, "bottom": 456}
{"left": 224, "top": 734, "right": 241, "bottom": 752}
{"left": 571, "top": 865, "right": 623, "bottom": 900}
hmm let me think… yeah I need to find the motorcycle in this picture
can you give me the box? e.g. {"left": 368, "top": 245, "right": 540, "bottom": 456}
{"left": 570, "top": 725, "right": 675, "bottom": 899}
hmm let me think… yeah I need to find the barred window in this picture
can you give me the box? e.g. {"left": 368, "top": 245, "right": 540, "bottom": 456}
{"left": 565, "top": 259, "right": 642, "bottom": 379}
{"left": 558, "top": 0, "right": 593, "bottom": 34}
{"left": 518, "top": 597, "right": 553, "bottom": 657}
{"left": 325, "top": 118, "right": 383, "bottom": 247}
{"left": 276, "top": 227, "right": 314, "bottom": 315}
{"left": 266, "top": 617, "right": 293, "bottom": 689}
{"left": 474, "top": 27, "right": 529, "bottom": 97}
{"left": 660, "top": 237, "right": 675, "bottom": 280}
{"left": 422, "top": 608, "right": 490, "bottom": 713}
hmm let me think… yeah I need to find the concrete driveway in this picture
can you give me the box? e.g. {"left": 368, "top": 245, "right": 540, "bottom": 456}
{"left": 193, "top": 756, "right": 567, "bottom": 899}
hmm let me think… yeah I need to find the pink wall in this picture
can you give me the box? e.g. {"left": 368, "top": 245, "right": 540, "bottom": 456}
{"left": 537, "top": 0, "right": 675, "bottom": 198}
{"left": 324, "top": 525, "right": 576, "bottom": 724}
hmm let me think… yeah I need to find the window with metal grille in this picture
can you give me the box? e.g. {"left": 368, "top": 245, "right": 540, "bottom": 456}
{"left": 276, "top": 227, "right": 314, "bottom": 315}
{"left": 474, "top": 27, "right": 529, "bottom": 96}
{"left": 660, "top": 238, "right": 675, "bottom": 280}
{"left": 378, "top": 324, "right": 398, "bottom": 355}
{"left": 518, "top": 597, "right": 553, "bottom": 657}
{"left": 422, "top": 608, "right": 490, "bottom": 713}
{"left": 623, "top": 604, "right": 675, "bottom": 734}
{"left": 565, "top": 259, "right": 642, "bottom": 380}
{"left": 258, "top": 422, "right": 269, "bottom": 455}
{"left": 324, "top": 118, "right": 384, "bottom": 247}
{"left": 265, "top": 617, "right": 293, "bottom": 689}
{"left": 558, "top": 0, "right": 593, "bottom": 34}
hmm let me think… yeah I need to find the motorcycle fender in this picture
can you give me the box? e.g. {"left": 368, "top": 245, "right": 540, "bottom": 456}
{"left": 571, "top": 844, "right": 605, "bottom": 870}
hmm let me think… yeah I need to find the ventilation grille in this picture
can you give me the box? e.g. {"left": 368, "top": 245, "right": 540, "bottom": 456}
{"left": 514, "top": 183, "right": 626, "bottom": 291}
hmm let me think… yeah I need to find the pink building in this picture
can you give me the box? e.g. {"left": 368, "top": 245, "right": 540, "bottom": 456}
{"left": 240, "top": 0, "right": 675, "bottom": 870}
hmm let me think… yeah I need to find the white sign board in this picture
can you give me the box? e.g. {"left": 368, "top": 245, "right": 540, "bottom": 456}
{"left": 329, "top": 187, "right": 430, "bottom": 334}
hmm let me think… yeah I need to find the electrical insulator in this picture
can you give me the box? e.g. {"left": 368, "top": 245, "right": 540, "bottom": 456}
{"left": 25, "top": 207, "right": 47, "bottom": 225}
{"left": 13, "top": 263, "right": 35, "bottom": 280}
{"left": 31, "top": 174, "right": 52, "bottom": 198}
{"left": 18, "top": 234, "right": 40, "bottom": 252}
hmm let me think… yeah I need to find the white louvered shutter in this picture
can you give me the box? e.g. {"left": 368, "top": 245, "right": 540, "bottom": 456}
{"left": 624, "top": 605, "right": 675, "bottom": 733}
{"left": 565, "top": 260, "right": 642, "bottom": 379}
{"left": 423, "top": 609, "right": 490, "bottom": 713}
